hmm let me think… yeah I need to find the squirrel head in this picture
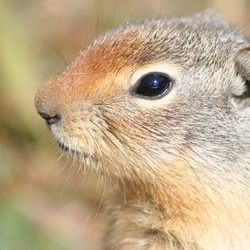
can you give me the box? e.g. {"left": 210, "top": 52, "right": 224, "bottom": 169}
{"left": 35, "top": 10, "right": 250, "bottom": 191}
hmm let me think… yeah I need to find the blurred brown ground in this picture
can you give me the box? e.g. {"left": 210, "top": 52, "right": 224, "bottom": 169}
{"left": 0, "top": 0, "right": 249, "bottom": 249}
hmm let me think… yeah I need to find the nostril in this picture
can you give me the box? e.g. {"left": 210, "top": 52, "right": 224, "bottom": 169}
{"left": 38, "top": 112, "right": 61, "bottom": 125}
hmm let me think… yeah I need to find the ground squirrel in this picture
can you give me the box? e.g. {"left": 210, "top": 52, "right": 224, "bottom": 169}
{"left": 35, "top": 9, "right": 250, "bottom": 249}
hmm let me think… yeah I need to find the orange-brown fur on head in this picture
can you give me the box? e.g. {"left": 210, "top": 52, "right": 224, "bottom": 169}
{"left": 35, "top": 9, "right": 250, "bottom": 249}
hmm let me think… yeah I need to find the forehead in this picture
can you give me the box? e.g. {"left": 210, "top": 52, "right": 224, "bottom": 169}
{"left": 66, "top": 17, "right": 245, "bottom": 80}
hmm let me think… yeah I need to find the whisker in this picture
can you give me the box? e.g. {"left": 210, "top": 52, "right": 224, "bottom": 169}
{"left": 86, "top": 128, "right": 105, "bottom": 167}
{"left": 76, "top": 159, "right": 84, "bottom": 175}
{"left": 59, "top": 167, "right": 74, "bottom": 196}
{"left": 95, "top": 173, "right": 106, "bottom": 218}
{"left": 55, "top": 154, "right": 70, "bottom": 177}
{"left": 51, "top": 151, "right": 65, "bottom": 165}
{"left": 80, "top": 166, "right": 90, "bottom": 186}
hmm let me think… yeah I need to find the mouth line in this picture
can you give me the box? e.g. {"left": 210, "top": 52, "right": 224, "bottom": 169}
{"left": 57, "top": 142, "right": 92, "bottom": 160}
{"left": 57, "top": 141, "right": 102, "bottom": 169}
{"left": 58, "top": 142, "right": 81, "bottom": 154}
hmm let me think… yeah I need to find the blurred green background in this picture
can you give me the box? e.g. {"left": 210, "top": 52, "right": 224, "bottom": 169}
{"left": 0, "top": 0, "right": 249, "bottom": 249}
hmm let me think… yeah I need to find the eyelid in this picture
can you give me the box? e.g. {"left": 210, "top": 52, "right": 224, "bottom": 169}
{"left": 133, "top": 72, "right": 173, "bottom": 90}
{"left": 129, "top": 63, "right": 180, "bottom": 87}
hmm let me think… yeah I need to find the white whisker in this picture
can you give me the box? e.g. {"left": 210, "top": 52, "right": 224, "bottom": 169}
{"left": 95, "top": 174, "right": 106, "bottom": 218}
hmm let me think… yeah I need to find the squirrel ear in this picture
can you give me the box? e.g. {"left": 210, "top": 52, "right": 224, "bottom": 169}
{"left": 232, "top": 48, "right": 250, "bottom": 110}
{"left": 192, "top": 9, "right": 227, "bottom": 25}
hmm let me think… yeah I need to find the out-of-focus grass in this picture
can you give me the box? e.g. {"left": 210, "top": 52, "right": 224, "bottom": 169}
{"left": 0, "top": 0, "right": 249, "bottom": 249}
{"left": 0, "top": 200, "right": 69, "bottom": 250}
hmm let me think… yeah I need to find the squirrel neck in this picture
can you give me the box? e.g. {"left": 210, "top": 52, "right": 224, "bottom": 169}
{"left": 111, "top": 164, "right": 249, "bottom": 249}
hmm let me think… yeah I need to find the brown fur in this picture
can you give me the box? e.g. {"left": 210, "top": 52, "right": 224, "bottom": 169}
{"left": 35, "top": 9, "right": 250, "bottom": 249}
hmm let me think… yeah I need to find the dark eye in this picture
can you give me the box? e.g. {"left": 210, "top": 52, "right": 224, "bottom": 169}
{"left": 134, "top": 73, "right": 173, "bottom": 98}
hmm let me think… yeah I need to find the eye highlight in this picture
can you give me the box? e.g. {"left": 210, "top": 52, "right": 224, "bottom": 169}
{"left": 133, "top": 73, "right": 173, "bottom": 98}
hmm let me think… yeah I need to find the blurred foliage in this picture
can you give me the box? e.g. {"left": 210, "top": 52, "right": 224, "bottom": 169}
{"left": 0, "top": 0, "right": 249, "bottom": 249}
{"left": 0, "top": 200, "right": 69, "bottom": 250}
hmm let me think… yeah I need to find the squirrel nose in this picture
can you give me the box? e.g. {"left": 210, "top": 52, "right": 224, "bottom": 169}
{"left": 35, "top": 87, "right": 62, "bottom": 125}
{"left": 38, "top": 112, "right": 61, "bottom": 125}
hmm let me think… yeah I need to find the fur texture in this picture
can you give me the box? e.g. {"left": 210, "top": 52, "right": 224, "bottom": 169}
{"left": 35, "top": 9, "right": 250, "bottom": 249}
